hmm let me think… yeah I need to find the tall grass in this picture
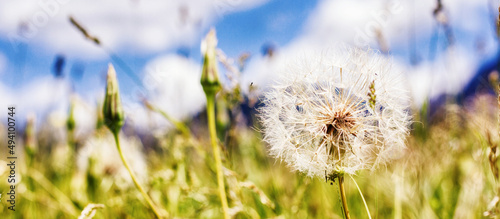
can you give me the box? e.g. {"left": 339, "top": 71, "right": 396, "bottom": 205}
{"left": 0, "top": 39, "right": 498, "bottom": 219}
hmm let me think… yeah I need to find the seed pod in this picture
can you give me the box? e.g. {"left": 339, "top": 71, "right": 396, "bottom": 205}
{"left": 200, "top": 28, "right": 221, "bottom": 96}
{"left": 103, "top": 64, "right": 125, "bottom": 134}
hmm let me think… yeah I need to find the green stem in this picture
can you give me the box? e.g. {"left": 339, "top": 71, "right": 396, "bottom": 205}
{"left": 155, "top": 108, "right": 190, "bottom": 137}
{"left": 348, "top": 174, "right": 371, "bottom": 219}
{"left": 29, "top": 169, "right": 80, "bottom": 217}
{"left": 338, "top": 175, "right": 350, "bottom": 219}
{"left": 206, "top": 94, "right": 230, "bottom": 219}
{"left": 112, "top": 132, "right": 165, "bottom": 219}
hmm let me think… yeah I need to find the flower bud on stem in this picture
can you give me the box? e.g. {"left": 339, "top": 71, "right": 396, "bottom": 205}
{"left": 201, "top": 29, "right": 230, "bottom": 219}
{"left": 103, "top": 64, "right": 125, "bottom": 135}
{"left": 103, "top": 64, "right": 166, "bottom": 218}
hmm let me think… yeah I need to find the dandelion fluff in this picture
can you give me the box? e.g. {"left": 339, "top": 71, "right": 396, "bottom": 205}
{"left": 77, "top": 132, "right": 148, "bottom": 186}
{"left": 259, "top": 48, "right": 410, "bottom": 178}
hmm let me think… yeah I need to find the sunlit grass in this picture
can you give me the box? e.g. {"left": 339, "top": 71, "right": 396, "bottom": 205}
{"left": 0, "top": 40, "right": 498, "bottom": 219}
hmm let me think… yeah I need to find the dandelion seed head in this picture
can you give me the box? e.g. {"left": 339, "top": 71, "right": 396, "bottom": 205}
{"left": 259, "top": 47, "right": 410, "bottom": 178}
{"left": 77, "top": 133, "right": 148, "bottom": 186}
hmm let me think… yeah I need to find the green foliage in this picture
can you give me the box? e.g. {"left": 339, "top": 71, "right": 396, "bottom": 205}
{"left": 1, "top": 96, "right": 498, "bottom": 218}
{"left": 1, "top": 49, "right": 499, "bottom": 218}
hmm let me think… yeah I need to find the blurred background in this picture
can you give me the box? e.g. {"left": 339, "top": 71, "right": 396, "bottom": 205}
{"left": 0, "top": 0, "right": 499, "bottom": 218}
{"left": 0, "top": 0, "right": 497, "bottom": 125}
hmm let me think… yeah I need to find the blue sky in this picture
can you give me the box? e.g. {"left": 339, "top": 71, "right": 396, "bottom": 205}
{"left": 0, "top": 0, "right": 497, "bottom": 127}
{"left": 0, "top": 0, "right": 317, "bottom": 98}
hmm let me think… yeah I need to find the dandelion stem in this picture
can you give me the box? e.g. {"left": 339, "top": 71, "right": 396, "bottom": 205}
{"left": 206, "top": 94, "right": 230, "bottom": 219}
{"left": 112, "top": 132, "right": 165, "bottom": 219}
{"left": 337, "top": 175, "right": 351, "bottom": 219}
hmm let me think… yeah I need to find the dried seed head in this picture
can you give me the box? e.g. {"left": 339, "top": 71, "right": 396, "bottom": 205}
{"left": 103, "top": 64, "right": 125, "bottom": 134}
{"left": 78, "top": 203, "right": 105, "bottom": 219}
{"left": 259, "top": 48, "right": 410, "bottom": 177}
{"left": 368, "top": 80, "right": 376, "bottom": 110}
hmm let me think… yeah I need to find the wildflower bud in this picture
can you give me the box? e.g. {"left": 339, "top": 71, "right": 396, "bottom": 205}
{"left": 66, "top": 99, "right": 76, "bottom": 132}
{"left": 200, "top": 28, "right": 221, "bottom": 96}
{"left": 103, "top": 64, "right": 125, "bottom": 134}
{"left": 25, "top": 113, "right": 37, "bottom": 157}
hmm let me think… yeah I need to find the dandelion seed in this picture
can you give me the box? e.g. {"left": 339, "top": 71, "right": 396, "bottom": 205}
{"left": 259, "top": 47, "right": 410, "bottom": 178}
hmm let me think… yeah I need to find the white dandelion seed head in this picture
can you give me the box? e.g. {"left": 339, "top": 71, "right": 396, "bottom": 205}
{"left": 259, "top": 47, "right": 410, "bottom": 178}
{"left": 77, "top": 132, "right": 148, "bottom": 186}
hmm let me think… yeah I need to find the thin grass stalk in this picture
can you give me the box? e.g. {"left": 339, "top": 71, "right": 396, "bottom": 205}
{"left": 348, "top": 174, "right": 372, "bottom": 219}
{"left": 29, "top": 169, "right": 80, "bottom": 217}
{"left": 144, "top": 100, "right": 190, "bottom": 137}
{"left": 497, "top": 82, "right": 500, "bottom": 196}
{"left": 112, "top": 132, "right": 164, "bottom": 219}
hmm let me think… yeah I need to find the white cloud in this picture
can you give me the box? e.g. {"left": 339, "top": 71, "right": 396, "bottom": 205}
{"left": 0, "top": 0, "right": 268, "bottom": 59}
{"left": 404, "top": 47, "right": 477, "bottom": 106}
{"left": 0, "top": 52, "right": 6, "bottom": 75}
{"left": 0, "top": 76, "right": 72, "bottom": 129}
{"left": 0, "top": 53, "right": 206, "bottom": 132}
{"left": 243, "top": 0, "right": 495, "bottom": 107}
{"left": 131, "top": 54, "right": 205, "bottom": 128}
{"left": 0, "top": 82, "right": 13, "bottom": 123}
{"left": 300, "top": 0, "right": 494, "bottom": 50}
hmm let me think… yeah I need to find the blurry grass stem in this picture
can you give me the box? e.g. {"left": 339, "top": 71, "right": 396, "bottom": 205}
{"left": 143, "top": 99, "right": 210, "bottom": 164}
{"left": 67, "top": 99, "right": 76, "bottom": 149}
{"left": 143, "top": 99, "right": 190, "bottom": 137}
{"left": 201, "top": 28, "right": 230, "bottom": 219}
{"left": 25, "top": 114, "right": 37, "bottom": 166}
{"left": 497, "top": 6, "right": 500, "bottom": 38}
{"left": 103, "top": 64, "right": 165, "bottom": 219}
{"left": 348, "top": 175, "right": 372, "bottom": 219}
{"left": 29, "top": 169, "right": 80, "bottom": 217}
{"left": 69, "top": 16, "right": 143, "bottom": 88}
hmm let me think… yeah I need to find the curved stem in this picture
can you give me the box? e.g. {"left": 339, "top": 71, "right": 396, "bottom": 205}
{"left": 154, "top": 106, "right": 191, "bottom": 137}
{"left": 206, "top": 94, "right": 230, "bottom": 219}
{"left": 113, "top": 132, "right": 165, "bottom": 219}
{"left": 348, "top": 174, "right": 371, "bottom": 219}
{"left": 338, "top": 175, "right": 350, "bottom": 219}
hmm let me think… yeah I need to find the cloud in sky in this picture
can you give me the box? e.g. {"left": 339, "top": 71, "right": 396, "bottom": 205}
{"left": 119, "top": 54, "right": 205, "bottom": 131}
{"left": 142, "top": 54, "right": 205, "bottom": 120}
{"left": 300, "top": 0, "right": 496, "bottom": 52}
{"left": 0, "top": 76, "right": 71, "bottom": 127}
{"left": 0, "top": 0, "right": 268, "bottom": 59}
{"left": 242, "top": 0, "right": 497, "bottom": 106}
{"left": 1, "top": 0, "right": 497, "bottom": 127}
{"left": 0, "top": 52, "right": 205, "bottom": 131}
{"left": 0, "top": 52, "right": 6, "bottom": 75}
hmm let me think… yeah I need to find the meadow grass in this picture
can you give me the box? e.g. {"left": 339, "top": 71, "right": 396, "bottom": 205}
{"left": 0, "top": 42, "right": 498, "bottom": 219}
{"left": 0, "top": 95, "right": 497, "bottom": 218}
